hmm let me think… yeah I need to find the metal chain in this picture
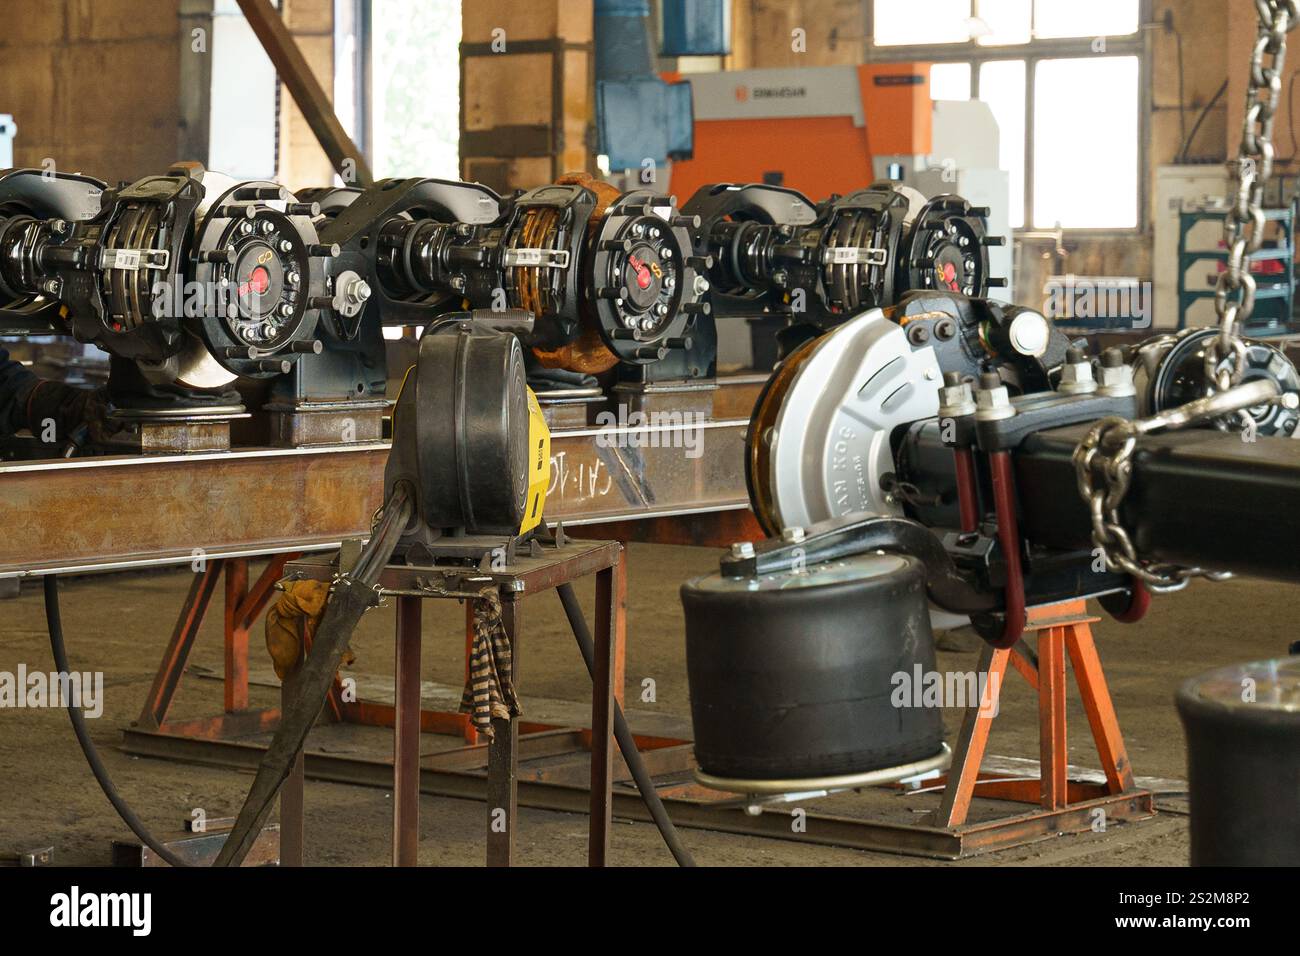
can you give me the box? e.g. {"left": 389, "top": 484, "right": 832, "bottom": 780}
{"left": 1074, "top": 380, "right": 1282, "bottom": 591}
{"left": 1074, "top": 2, "right": 1297, "bottom": 589}
{"left": 1206, "top": 0, "right": 1298, "bottom": 391}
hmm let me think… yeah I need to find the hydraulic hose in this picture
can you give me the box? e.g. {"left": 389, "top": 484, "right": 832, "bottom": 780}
{"left": 46, "top": 482, "right": 691, "bottom": 867}
{"left": 555, "top": 581, "right": 697, "bottom": 867}
{"left": 44, "top": 574, "right": 190, "bottom": 868}
{"left": 44, "top": 483, "right": 415, "bottom": 869}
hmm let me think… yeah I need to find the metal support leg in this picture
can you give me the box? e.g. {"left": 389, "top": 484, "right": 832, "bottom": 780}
{"left": 612, "top": 545, "right": 627, "bottom": 708}
{"left": 486, "top": 592, "right": 519, "bottom": 867}
{"left": 223, "top": 559, "right": 250, "bottom": 712}
{"left": 1038, "top": 627, "right": 1068, "bottom": 809}
{"left": 1066, "top": 622, "right": 1136, "bottom": 793}
{"left": 587, "top": 552, "right": 622, "bottom": 866}
{"left": 138, "top": 560, "right": 223, "bottom": 729}
{"left": 279, "top": 667, "right": 305, "bottom": 867}
{"left": 934, "top": 643, "right": 1011, "bottom": 828}
{"left": 462, "top": 603, "right": 479, "bottom": 745}
{"left": 392, "top": 595, "right": 422, "bottom": 866}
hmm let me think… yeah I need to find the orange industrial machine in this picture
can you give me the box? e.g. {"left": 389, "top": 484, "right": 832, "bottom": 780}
{"left": 665, "top": 63, "right": 933, "bottom": 200}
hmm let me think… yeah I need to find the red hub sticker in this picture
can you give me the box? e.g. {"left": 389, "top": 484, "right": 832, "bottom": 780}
{"left": 628, "top": 253, "right": 653, "bottom": 290}
{"left": 238, "top": 265, "right": 270, "bottom": 298}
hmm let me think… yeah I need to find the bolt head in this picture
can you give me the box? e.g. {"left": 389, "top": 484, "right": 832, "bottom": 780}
{"left": 730, "top": 541, "right": 756, "bottom": 559}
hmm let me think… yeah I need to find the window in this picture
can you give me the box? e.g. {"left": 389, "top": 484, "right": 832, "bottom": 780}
{"left": 979, "top": 60, "right": 1026, "bottom": 227}
{"left": 869, "top": 0, "right": 1143, "bottom": 230}
{"left": 208, "top": 0, "right": 280, "bottom": 180}
{"left": 873, "top": 0, "right": 972, "bottom": 47}
{"left": 1033, "top": 56, "right": 1140, "bottom": 228}
{"left": 372, "top": 0, "right": 461, "bottom": 178}
{"left": 930, "top": 63, "right": 972, "bottom": 100}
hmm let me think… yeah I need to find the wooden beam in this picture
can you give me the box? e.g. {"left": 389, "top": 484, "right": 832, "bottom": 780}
{"left": 235, "top": 0, "right": 374, "bottom": 186}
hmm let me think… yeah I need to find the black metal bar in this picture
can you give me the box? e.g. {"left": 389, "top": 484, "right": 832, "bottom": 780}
{"left": 1016, "top": 425, "right": 1300, "bottom": 584}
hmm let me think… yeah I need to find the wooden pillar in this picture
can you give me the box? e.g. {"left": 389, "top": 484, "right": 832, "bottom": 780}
{"left": 274, "top": 0, "right": 338, "bottom": 191}
{"left": 460, "top": 0, "right": 594, "bottom": 193}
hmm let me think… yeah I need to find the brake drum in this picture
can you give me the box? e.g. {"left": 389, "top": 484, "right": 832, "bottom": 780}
{"left": 746, "top": 310, "right": 943, "bottom": 536}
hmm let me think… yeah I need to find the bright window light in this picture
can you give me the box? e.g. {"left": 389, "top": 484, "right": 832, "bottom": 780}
{"left": 1033, "top": 0, "right": 1139, "bottom": 39}
{"left": 975, "top": 0, "right": 1031, "bottom": 46}
{"left": 1033, "top": 56, "right": 1139, "bottom": 228}
{"left": 371, "top": 0, "right": 462, "bottom": 179}
{"left": 930, "top": 62, "right": 973, "bottom": 100}
{"left": 874, "top": 0, "right": 973, "bottom": 46}
{"left": 978, "top": 60, "right": 1026, "bottom": 228}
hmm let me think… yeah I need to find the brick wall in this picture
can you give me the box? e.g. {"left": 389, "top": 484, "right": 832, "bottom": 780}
{"left": 0, "top": 0, "right": 183, "bottom": 183}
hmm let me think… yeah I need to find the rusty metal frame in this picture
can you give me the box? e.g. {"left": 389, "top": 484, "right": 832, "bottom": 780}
{"left": 122, "top": 577, "right": 1157, "bottom": 861}
{"left": 921, "top": 599, "right": 1154, "bottom": 855}
{"left": 121, "top": 540, "right": 668, "bottom": 866}
{"left": 0, "top": 419, "right": 754, "bottom": 578}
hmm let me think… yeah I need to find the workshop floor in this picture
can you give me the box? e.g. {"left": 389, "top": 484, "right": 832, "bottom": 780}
{"left": 1, "top": 543, "right": 1293, "bottom": 867}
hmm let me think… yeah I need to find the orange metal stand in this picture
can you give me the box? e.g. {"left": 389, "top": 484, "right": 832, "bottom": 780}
{"left": 921, "top": 599, "right": 1154, "bottom": 855}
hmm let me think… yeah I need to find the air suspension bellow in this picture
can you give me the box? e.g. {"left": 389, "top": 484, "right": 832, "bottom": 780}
{"left": 1177, "top": 658, "right": 1300, "bottom": 865}
{"left": 681, "top": 549, "right": 944, "bottom": 783}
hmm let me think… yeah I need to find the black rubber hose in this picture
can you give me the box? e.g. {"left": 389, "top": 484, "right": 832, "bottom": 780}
{"left": 44, "top": 575, "right": 191, "bottom": 868}
{"left": 555, "top": 581, "right": 696, "bottom": 867}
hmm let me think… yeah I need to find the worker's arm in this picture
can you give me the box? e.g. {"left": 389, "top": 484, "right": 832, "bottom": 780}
{"left": 0, "top": 345, "right": 107, "bottom": 443}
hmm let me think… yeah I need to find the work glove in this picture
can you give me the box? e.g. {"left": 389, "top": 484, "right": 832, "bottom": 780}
{"left": 264, "top": 579, "right": 355, "bottom": 680}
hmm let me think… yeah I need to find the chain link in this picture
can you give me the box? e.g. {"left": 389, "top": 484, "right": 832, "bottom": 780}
{"left": 1207, "top": 0, "right": 1298, "bottom": 391}
{"left": 1075, "top": 3, "right": 1297, "bottom": 588}
{"left": 1074, "top": 380, "right": 1283, "bottom": 591}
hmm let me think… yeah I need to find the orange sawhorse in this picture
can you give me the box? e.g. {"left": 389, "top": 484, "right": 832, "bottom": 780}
{"left": 920, "top": 598, "right": 1155, "bottom": 857}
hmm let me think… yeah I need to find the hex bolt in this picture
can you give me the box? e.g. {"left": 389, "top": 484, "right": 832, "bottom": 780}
{"left": 730, "top": 541, "right": 756, "bottom": 559}
{"left": 975, "top": 371, "right": 1016, "bottom": 421}
{"left": 1095, "top": 347, "right": 1137, "bottom": 397}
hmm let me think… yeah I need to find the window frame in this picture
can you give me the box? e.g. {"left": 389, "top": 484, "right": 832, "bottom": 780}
{"left": 862, "top": 0, "right": 1152, "bottom": 236}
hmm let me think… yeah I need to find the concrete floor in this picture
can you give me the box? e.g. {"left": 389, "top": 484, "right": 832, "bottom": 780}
{"left": 1, "top": 543, "right": 1295, "bottom": 867}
